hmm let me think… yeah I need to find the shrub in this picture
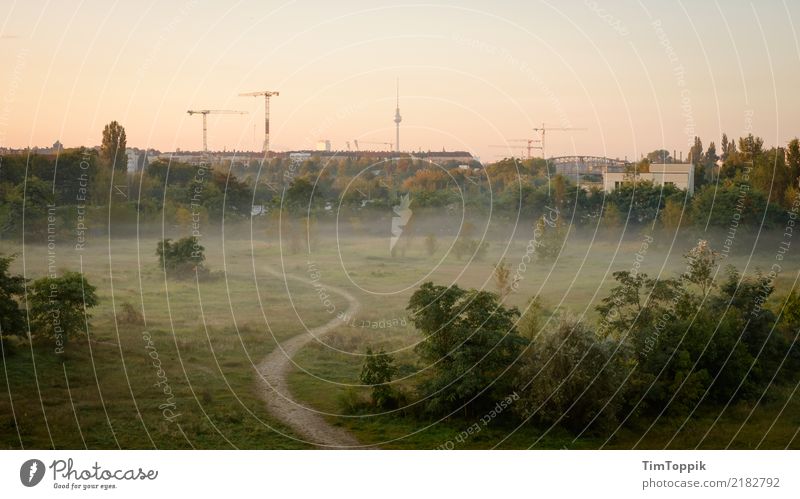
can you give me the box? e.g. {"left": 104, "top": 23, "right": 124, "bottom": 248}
{"left": 118, "top": 302, "right": 144, "bottom": 325}
{"left": 514, "top": 319, "right": 629, "bottom": 432}
{"left": 0, "top": 253, "right": 26, "bottom": 338}
{"left": 360, "top": 347, "right": 398, "bottom": 409}
{"left": 28, "top": 272, "right": 99, "bottom": 352}
{"left": 156, "top": 237, "right": 208, "bottom": 278}
{"left": 408, "top": 282, "right": 525, "bottom": 416}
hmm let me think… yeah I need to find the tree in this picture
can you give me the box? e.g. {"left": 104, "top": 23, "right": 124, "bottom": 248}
{"left": 493, "top": 259, "right": 515, "bottom": 299}
{"left": 514, "top": 319, "right": 629, "bottom": 432}
{"left": 705, "top": 141, "right": 718, "bottom": 166}
{"left": 534, "top": 216, "right": 566, "bottom": 260}
{"left": 29, "top": 272, "right": 99, "bottom": 351}
{"left": 646, "top": 149, "right": 672, "bottom": 164}
{"left": 601, "top": 203, "right": 622, "bottom": 229}
{"left": 407, "top": 282, "right": 525, "bottom": 415}
{"left": 688, "top": 136, "right": 703, "bottom": 166}
{"left": 699, "top": 141, "right": 718, "bottom": 187}
{"left": 786, "top": 138, "right": 800, "bottom": 188}
{"left": 360, "top": 347, "right": 397, "bottom": 408}
{"left": 100, "top": 121, "right": 127, "bottom": 172}
{"left": 659, "top": 198, "right": 685, "bottom": 230}
{"left": 2, "top": 176, "right": 55, "bottom": 241}
{"left": 720, "top": 133, "right": 730, "bottom": 161}
{"left": 739, "top": 134, "right": 764, "bottom": 161}
{"left": 156, "top": 237, "right": 207, "bottom": 277}
{"left": 683, "top": 239, "right": 718, "bottom": 296}
{"left": 283, "top": 177, "right": 316, "bottom": 214}
{"left": 0, "top": 254, "right": 26, "bottom": 337}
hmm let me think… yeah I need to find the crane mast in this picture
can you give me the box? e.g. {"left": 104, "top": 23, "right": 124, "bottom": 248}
{"left": 186, "top": 109, "right": 248, "bottom": 153}
{"left": 239, "top": 90, "right": 279, "bottom": 154}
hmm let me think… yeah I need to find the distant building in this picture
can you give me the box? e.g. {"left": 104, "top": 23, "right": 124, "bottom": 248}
{"left": 126, "top": 148, "right": 140, "bottom": 172}
{"left": 279, "top": 150, "right": 475, "bottom": 163}
{"left": 315, "top": 140, "right": 331, "bottom": 152}
{"left": 603, "top": 163, "right": 694, "bottom": 195}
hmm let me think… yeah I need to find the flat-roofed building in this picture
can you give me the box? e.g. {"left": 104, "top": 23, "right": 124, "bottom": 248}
{"left": 603, "top": 163, "right": 694, "bottom": 194}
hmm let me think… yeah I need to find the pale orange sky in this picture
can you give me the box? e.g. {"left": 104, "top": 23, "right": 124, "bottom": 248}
{"left": 1, "top": 0, "right": 799, "bottom": 161}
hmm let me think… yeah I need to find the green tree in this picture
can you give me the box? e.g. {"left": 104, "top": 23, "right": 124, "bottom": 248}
{"left": 739, "top": 134, "right": 764, "bottom": 161}
{"left": 688, "top": 136, "right": 703, "bottom": 166}
{"left": 787, "top": 138, "right": 800, "bottom": 187}
{"left": 646, "top": 149, "right": 672, "bottom": 164}
{"left": 514, "top": 319, "right": 630, "bottom": 432}
{"left": 720, "top": 133, "right": 730, "bottom": 161}
{"left": 100, "top": 121, "right": 127, "bottom": 172}
{"left": 493, "top": 259, "right": 515, "bottom": 299}
{"left": 29, "top": 272, "right": 99, "bottom": 351}
{"left": 360, "top": 347, "right": 397, "bottom": 408}
{"left": 283, "top": 177, "right": 316, "bottom": 214}
{"left": 2, "top": 176, "right": 55, "bottom": 241}
{"left": 156, "top": 237, "right": 207, "bottom": 277}
{"left": 407, "top": 282, "right": 525, "bottom": 415}
{"left": 683, "top": 239, "right": 718, "bottom": 296}
{"left": 0, "top": 254, "right": 26, "bottom": 337}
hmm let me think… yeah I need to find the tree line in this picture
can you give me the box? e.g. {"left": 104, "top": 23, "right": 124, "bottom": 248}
{"left": 354, "top": 240, "right": 800, "bottom": 435}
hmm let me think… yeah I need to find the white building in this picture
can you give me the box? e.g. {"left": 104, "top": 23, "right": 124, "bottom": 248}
{"left": 126, "top": 148, "right": 141, "bottom": 172}
{"left": 603, "top": 163, "right": 694, "bottom": 195}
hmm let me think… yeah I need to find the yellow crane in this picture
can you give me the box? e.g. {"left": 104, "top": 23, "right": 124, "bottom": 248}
{"left": 186, "top": 109, "right": 247, "bottom": 153}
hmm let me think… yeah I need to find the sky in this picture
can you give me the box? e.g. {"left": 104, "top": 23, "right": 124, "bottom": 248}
{"left": 1, "top": 0, "right": 799, "bottom": 162}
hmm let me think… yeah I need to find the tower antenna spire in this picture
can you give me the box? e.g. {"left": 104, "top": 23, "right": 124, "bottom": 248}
{"left": 394, "top": 78, "right": 402, "bottom": 153}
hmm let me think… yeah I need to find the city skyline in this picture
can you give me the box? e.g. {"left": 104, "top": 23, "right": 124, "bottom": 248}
{"left": 1, "top": 0, "right": 799, "bottom": 161}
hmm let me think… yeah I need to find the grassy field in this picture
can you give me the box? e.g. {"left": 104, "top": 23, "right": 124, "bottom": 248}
{"left": 2, "top": 220, "right": 798, "bottom": 449}
{"left": 286, "top": 224, "right": 800, "bottom": 449}
{"left": 0, "top": 231, "right": 347, "bottom": 449}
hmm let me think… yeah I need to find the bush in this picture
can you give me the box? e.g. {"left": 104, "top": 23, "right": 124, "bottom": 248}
{"left": 514, "top": 319, "right": 629, "bottom": 432}
{"left": 0, "top": 253, "right": 26, "bottom": 337}
{"left": 118, "top": 302, "right": 144, "bottom": 325}
{"left": 408, "top": 282, "right": 525, "bottom": 416}
{"left": 28, "top": 272, "right": 99, "bottom": 352}
{"left": 360, "top": 347, "right": 399, "bottom": 409}
{"left": 337, "top": 387, "right": 370, "bottom": 414}
{"left": 156, "top": 237, "right": 208, "bottom": 278}
{"left": 452, "top": 238, "right": 489, "bottom": 261}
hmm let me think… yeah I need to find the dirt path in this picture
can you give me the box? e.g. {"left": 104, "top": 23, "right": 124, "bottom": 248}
{"left": 255, "top": 268, "right": 363, "bottom": 448}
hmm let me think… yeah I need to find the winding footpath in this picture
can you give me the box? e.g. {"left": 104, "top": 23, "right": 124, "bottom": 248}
{"left": 256, "top": 268, "right": 363, "bottom": 448}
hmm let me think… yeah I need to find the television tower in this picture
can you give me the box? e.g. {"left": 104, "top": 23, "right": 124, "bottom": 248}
{"left": 394, "top": 78, "right": 401, "bottom": 153}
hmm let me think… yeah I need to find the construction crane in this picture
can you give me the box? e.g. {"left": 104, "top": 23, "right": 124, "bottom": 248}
{"left": 488, "top": 138, "right": 542, "bottom": 159}
{"left": 239, "top": 90, "right": 279, "bottom": 154}
{"left": 488, "top": 144, "right": 526, "bottom": 159}
{"left": 186, "top": 109, "right": 248, "bottom": 153}
{"left": 532, "top": 124, "right": 587, "bottom": 160}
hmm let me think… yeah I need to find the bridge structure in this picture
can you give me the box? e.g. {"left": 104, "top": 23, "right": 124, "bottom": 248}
{"left": 548, "top": 155, "right": 629, "bottom": 176}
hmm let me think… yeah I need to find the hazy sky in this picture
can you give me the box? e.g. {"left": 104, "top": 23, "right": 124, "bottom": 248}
{"left": 1, "top": 0, "right": 799, "bottom": 161}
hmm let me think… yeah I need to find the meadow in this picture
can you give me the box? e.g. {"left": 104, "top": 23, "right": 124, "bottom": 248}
{"left": 1, "top": 218, "right": 798, "bottom": 449}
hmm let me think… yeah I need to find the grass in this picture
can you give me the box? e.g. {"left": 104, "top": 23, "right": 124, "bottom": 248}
{"left": 285, "top": 225, "right": 800, "bottom": 449}
{"left": 2, "top": 221, "right": 798, "bottom": 449}
{"left": 0, "top": 233, "right": 344, "bottom": 449}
